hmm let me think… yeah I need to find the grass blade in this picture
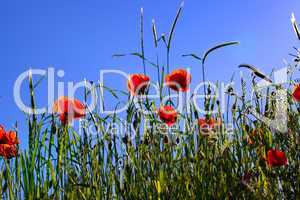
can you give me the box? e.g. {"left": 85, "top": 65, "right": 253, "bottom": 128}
{"left": 291, "top": 13, "right": 300, "bottom": 40}
{"left": 167, "top": 1, "right": 184, "bottom": 50}
{"left": 202, "top": 41, "right": 239, "bottom": 65}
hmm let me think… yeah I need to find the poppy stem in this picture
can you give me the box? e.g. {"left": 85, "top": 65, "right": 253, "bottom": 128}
{"left": 156, "top": 54, "right": 160, "bottom": 90}
{"left": 140, "top": 8, "right": 146, "bottom": 75}
{"left": 202, "top": 62, "right": 206, "bottom": 96}
{"left": 167, "top": 50, "right": 171, "bottom": 104}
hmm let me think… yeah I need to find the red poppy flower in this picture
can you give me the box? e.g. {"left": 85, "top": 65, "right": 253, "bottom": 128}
{"left": 52, "top": 96, "right": 85, "bottom": 124}
{"left": 292, "top": 84, "right": 300, "bottom": 102}
{"left": 0, "top": 125, "right": 19, "bottom": 159}
{"left": 0, "top": 126, "right": 19, "bottom": 145}
{"left": 158, "top": 105, "right": 177, "bottom": 127}
{"left": 165, "top": 69, "right": 191, "bottom": 92}
{"left": 127, "top": 74, "right": 150, "bottom": 96}
{"left": 0, "top": 144, "right": 18, "bottom": 159}
{"left": 198, "top": 117, "right": 219, "bottom": 135}
{"left": 266, "top": 149, "right": 288, "bottom": 167}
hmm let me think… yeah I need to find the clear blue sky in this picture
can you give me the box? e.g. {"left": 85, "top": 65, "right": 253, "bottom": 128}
{"left": 0, "top": 0, "right": 299, "bottom": 148}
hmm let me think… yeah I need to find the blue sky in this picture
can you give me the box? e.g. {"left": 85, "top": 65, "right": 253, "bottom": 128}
{"left": 0, "top": 0, "right": 299, "bottom": 148}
